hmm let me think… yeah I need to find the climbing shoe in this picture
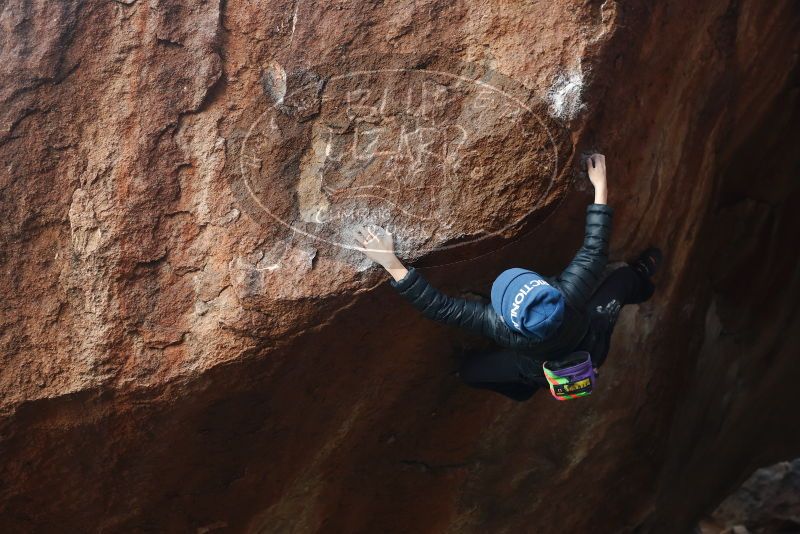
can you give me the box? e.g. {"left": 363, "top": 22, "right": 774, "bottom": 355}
{"left": 630, "top": 247, "right": 663, "bottom": 279}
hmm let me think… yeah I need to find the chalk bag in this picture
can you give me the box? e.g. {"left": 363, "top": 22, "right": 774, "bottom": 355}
{"left": 542, "top": 351, "right": 596, "bottom": 401}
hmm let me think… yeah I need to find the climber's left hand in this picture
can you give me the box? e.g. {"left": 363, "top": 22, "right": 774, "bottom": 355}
{"left": 355, "top": 226, "right": 409, "bottom": 282}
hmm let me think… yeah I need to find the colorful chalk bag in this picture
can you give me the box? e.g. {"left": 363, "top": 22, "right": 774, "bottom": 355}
{"left": 542, "top": 351, "right": 597, "bottom": 401}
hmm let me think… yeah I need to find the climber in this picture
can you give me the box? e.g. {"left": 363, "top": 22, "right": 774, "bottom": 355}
{"left": 355, "top": 154, "right": 662, "bottom": 402}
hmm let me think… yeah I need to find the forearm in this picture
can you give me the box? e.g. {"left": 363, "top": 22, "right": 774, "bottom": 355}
{"left": 594, "top": 183, "right": 607, "bottom": 205}
{"left": 382, "top": 256, "right": 409, "bottom": 282}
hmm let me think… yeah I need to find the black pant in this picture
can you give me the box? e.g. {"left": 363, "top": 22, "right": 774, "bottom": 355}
{"left": 457, "top": 265, "right": 655, "bottom": 402}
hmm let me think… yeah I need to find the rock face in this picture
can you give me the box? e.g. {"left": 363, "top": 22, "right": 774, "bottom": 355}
{"left": 698, "top": 458, "right": 800, "bottom": 534}
{"left": 0, "top": 0, "right": 798, "bottom": 532}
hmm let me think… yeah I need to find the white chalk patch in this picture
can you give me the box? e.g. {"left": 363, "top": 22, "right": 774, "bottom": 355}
{"left": 69, "top": 188, "right": 102, "bottom": 258}
{"left": 304, "top": 248, "right": 317, "bottom": 270}
{"left": 215, "top": 207, "right": 240, "bottom": 226}
{"left": 263, "top": 61, "right": 287, "bottom": 106}
{"left": 290, "top": 1, "right": 300, "bottom": 42}
{"left": 548, "top": 69, "right": 584, "bottom": 121}
{"left": 194, "top": 300, "right": 210, "bottom": 316}
{"left": 313, "top": 207, "right": 328, "bottom": 224}
{"left": 297, "top": 127, "right": 331, "bottom": 222}
{"left": 254, "top": 249, "right": 281, "bottom": 271}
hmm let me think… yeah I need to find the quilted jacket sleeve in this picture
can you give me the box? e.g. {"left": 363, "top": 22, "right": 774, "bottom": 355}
{"left": 553, "top": 203, "right": 614, "bottom": 309}
{"left": 389, "top": 267, "right": 504, "bottom": 341}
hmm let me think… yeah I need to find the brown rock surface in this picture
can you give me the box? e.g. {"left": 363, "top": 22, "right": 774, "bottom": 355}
{"left": 1, "top": 0, "right": 798, "bottom": 532}
{"left": 698, "top": 458, "right": 800, "bottom": 534}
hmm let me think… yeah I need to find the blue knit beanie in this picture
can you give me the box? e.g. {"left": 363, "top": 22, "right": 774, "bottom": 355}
{"left": 490, "top": 268, "right": 565, "bottom": 341}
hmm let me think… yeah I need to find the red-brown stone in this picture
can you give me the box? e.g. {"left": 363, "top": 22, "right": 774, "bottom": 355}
{"left": 1, "top": 0, "right": 798, "bottom": 532}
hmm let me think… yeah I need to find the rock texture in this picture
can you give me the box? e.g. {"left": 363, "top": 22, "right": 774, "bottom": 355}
{"left": 698, "top": 458, "right": 800, "bottom": 534}
{"left": 1, "top": 0, "right": 798, "bottom": 532}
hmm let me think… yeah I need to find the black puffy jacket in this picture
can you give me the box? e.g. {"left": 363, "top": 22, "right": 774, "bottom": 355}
{"left": 389, "top": 203, "right": 613, "bottom": 362}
